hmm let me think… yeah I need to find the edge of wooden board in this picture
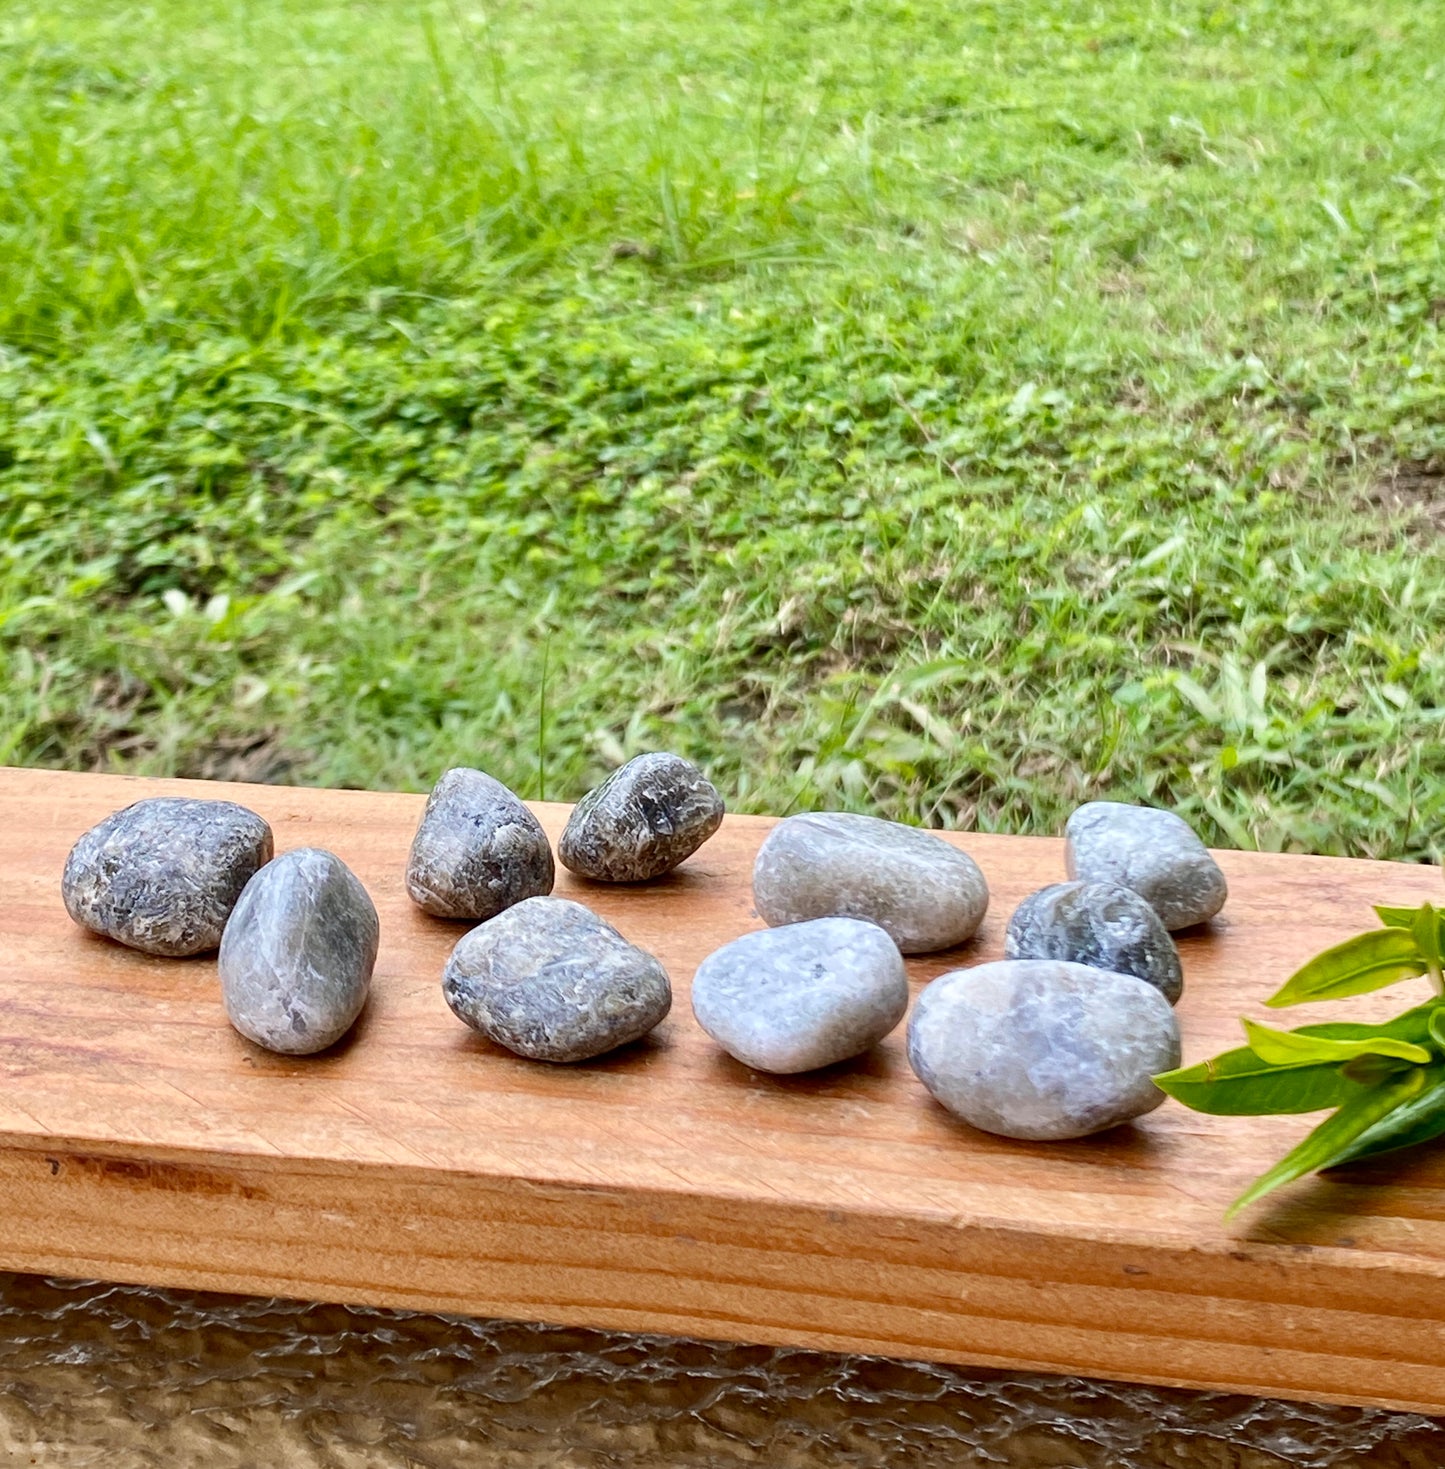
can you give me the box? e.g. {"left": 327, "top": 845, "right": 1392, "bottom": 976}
{"left": 4, "top": 1131, "right": 1445, "bottom": 1415}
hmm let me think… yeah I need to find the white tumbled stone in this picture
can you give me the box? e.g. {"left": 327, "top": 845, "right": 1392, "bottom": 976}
{"left": 692, "top": 916, "right": 907, "bottom": 1074}
{"left": 1064, "top": 802, "right": 1227, "bottom": 931}
{"left": 906, "top": 960, "right": 1180, "bottom": 1140}
{"left": 752, "top": 812, "right": 988, "bottom": 954}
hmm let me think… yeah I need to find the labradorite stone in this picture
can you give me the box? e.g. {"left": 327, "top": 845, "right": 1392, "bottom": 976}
{"left": 1005, "top": 880, "right": 1183, "bottom": 1004}
{"left": 406, "top": 767, "right": 554, "bottom": 920}
{"left": 752, "top": 812, "right": 988, "bottom": 954}
{"left": 62, "top": 797, "right": 273, "bottom": 957}
{"left": 907, "top": 960, "right": 1181, "bottom": 1141}
{"left": 219, "top": 848, "right": 378, "bottom": 1056}
{"left": 558, "top": 753, "right": 724, "bottom": 882}
{"left": 442, "top": 896, "right": 671, "bottom": 1062}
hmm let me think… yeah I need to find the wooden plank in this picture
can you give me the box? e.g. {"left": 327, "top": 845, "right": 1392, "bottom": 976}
{"left": 4, "top": 765, "right": 1445, "bottom": 1412}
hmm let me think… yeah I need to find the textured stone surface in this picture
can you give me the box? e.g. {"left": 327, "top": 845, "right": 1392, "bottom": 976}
{"left": 1064, "top": 802, "right": 1227, "bottom": 931}
{"left": 219, "top": 848, "right": 378, "bottom": 1056}
{"left": 61, "top": 797, "right": 273, "bottom": 957}
{"left": 558, "top": 753, "right": 724, "bottom": 882}
{"left": 1005, "top": 880, "right": 1184, "bottom": 1004}
{"left": 406, "top": 767, "right": 554, "bottom": 920}
{"left": 443, "top": 896, "right": 671, "bottom": 1061}
{"left": 752, "top": 812, "right": 988, "bottom": 954}
{"left": 692, "top": 917, "right": 907, "bottom": 1074}
{"left": 907, "top": 960, "right": 1180, "bottom": 1141}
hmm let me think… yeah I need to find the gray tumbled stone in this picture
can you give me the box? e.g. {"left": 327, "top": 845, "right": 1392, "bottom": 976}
{"left": 1064, "top": 801, "right": 1227, "bottom": 931}
{"left": 443, "top": 896, "right": 671, "bottom": 1062}
{"left": 406, "top": 767, "right": 554, "bottom": 920}
{"left": 219, "top": 848, "right": 378, "bottom": 1056}
{"left": 752, "top": 812, "right": 988, "bottom": 954}
{"left": 692, "top": 917, "right": 908, "bottom": 1074}
{"left": 559, "top": 753, "right": 724, "bottom": 882}
{"left": 62, "top": 797, "right": 273, "bottom": 956}
{"left": 907, "top": 960, "right": 1180, "bottom": 1140}
{"left": 1005, "top": 880, "right": 1183, "bottom": 1004}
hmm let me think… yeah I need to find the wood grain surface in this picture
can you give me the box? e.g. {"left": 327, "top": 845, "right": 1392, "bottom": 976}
{"left": 4, "top": 766, "right": 1445, "bottom": 1411}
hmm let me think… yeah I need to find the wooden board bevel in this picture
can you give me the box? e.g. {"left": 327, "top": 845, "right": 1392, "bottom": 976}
{"left": 5, "top": 766, "right": 1445, "bottom": 1412}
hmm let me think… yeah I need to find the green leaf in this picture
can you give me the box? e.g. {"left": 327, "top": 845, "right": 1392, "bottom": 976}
{"left": 1413, "top": 903, "right": 1443, "bottom": 972}
{"left": 1374, "top": 904, "right": 1445, "bottom": 974}
{"left": 1153, "top": 1048, "right": 1360, "bottom": 1116}
{"left": 1340, "top": 1054, "right": 1418, "bottom": 1085}
{"left": 1291, "top": 1002, "right": 1442, "bottom": 1047}
{"left": 1376, "top": 904, "right": 1423, "bottom": 929}
{"left": 1265, "top": 928, "right": 1428, "bottom": 1007}
{"left": 1226, "top": 1066, "right": 1431, "bottom": 1219}
{"left": 1330, "top": 1068, "right": 1445, "bottom": 1166}
{"left": 1159, "top": 1005, "right": 1445, "bottom": 1117}
{"left": 1242, "top": 1017, "right": 1431, "bottom": 1067}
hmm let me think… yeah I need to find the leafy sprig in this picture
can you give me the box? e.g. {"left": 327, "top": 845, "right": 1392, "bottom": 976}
{"left": 1155, "top": 902, "right": 1445, "bottom": 1219}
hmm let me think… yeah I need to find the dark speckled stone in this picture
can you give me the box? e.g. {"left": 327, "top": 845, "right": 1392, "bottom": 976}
{"left": 219, "top": 848, "right": 378, "bottom": 1056}
{"left": 406, "top": 767, "right": 554, "bottom": 920}
{"left": 62, "top": 797, "right": 273, "bottom": 956}
{"left": 558, "top": 753, "right": 723, "bottom": 883}
{"left": 1005, "top": 880, "right": 1183, "bottom": 1004}
{"left": 442, "top": 896, "right": 671, "bottom": 1062}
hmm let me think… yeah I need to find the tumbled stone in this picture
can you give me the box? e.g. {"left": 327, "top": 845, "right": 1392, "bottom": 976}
{"left": 62, "top": 797, "right": 273, "bottom": 957}
{"left": 907, "top": 960, "right": 1180, "bottom": 1141}
{"left": 442, "top": 896, "right": 671, "bottom": 1061}
{"left": 692, "top": 917, "right": 907, "bottom": 1074}
{"left": 558, "top": 753, "right": 724, "bottom": 882}
{"left": 1005, "top": 880, "right": 1183, "bottom": 1004}
{"left": 751, "top": 812, "right": 988, "bottom": 954}
{"left": 406, "top": 767, "right": 554, "bottom": 921}
{"left": 219, "top": 848, "right": 379, "bottom": 1056}
{"left": 1065, "top": 801, "right": 1227, "bottom": 931}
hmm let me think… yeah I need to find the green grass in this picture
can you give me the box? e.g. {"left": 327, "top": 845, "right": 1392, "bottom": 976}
{"left": 2, "top": 0, "right": 1442, "bottom": 859}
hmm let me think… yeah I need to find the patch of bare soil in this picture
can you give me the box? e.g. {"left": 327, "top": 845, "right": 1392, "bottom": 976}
{"left": 1361, "top": 459, "right": 1445, "bottom": 540}
{"left": 179, "top": 731, "right": 301, "bottom": 785}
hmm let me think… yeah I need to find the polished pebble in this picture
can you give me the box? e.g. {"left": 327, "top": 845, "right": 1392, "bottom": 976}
{"left": 442, "top": 896, "right": 671, "bottom": 1061}
{"left": 692, "top": 916, "right": 908, "bottom": 1074}
{"left": 406, "top": 767, "right": 554, "bottom": 920}
{"left": 907, "top": 960, "right": 1181, "bottom": 1140}
{"left": 1064, "top": 801, "right": 1227, "bottom": 931}
{"left": 1005, "top": 880, "right": 1184, "bottom": 1004}
{"left": 559, "top": 753, "right": 724, "bottom": 883}
{"left": 219, "top": 847, "right": 379, "bottom": 1056}
{"left": 752, "top": 811, "right": 988, "bottom": 954}
{"left": 62, "top": 797, "right": 273, "bottom": 957}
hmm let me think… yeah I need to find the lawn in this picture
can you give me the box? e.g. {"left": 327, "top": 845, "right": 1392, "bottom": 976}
{"left": 1, "top": 0, "right": 1442, "bottom": 859}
